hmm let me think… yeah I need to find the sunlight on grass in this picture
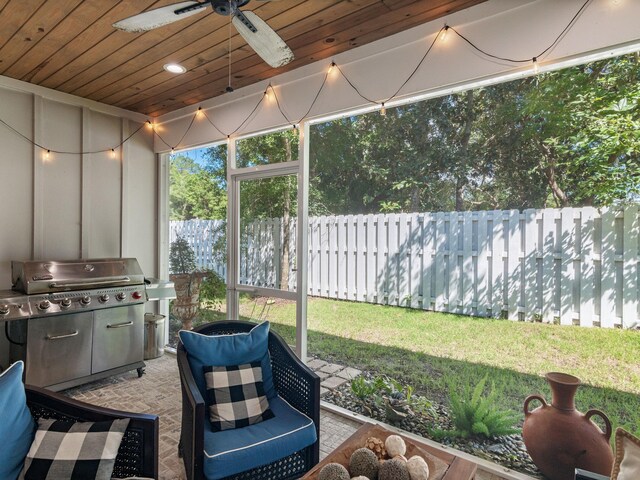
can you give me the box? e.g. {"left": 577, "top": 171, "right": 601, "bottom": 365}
{"left": 229, "top": 296, "right": 640, "bottom": 436}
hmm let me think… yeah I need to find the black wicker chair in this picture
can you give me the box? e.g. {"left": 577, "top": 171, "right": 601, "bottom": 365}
{"left": 177, "top": 320, "right": 320, "bottom": 480}
{"left": 26, "top": 385, "right": 159, "bottom": 479}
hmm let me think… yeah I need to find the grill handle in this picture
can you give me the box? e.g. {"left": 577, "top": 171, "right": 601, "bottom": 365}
{"left": 49, "top": 276, "right": 131, "bottom": 289}
{"left": 46, "top": 330, "right": 79, "bottom": 340}
{"left": 107, "top": 321, "right": 134, "bottom": 329}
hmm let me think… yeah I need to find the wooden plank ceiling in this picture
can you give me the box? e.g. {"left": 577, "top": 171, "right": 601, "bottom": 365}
{"left": 0, "top": 0, "right": 486, "bottom": 117}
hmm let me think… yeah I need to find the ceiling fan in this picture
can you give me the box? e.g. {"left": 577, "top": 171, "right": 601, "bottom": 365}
{"left": 113, "top": 0, "right": 294, "bottom": 69}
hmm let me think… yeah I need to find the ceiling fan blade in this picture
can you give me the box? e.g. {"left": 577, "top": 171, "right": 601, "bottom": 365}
{"left": 232, "top": 10, "right": 294, "bottom": 68}
{"left": 113, "top": 1, "right": 208, "bottom": 33}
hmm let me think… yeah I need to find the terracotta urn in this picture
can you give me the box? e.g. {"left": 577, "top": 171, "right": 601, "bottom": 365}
{"left": 522, "top": 372, "right": 613, "bottom": 480}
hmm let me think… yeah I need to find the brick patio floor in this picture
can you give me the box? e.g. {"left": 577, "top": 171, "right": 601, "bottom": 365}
{"left": 64, "top": 354, "right": 512, "bottom": 480}
{"left": 64, "top": 354, "right": 363, "bottom": 480}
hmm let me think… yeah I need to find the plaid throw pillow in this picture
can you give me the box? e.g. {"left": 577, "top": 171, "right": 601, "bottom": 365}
{"left": 204, "top": 361, "right": 274, "bottom": 432}
{"left": 20, "top": 417, "right": 130, "bottom": 480}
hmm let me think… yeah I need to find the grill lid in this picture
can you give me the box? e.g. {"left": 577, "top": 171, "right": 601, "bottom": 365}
{"left": 12, "top": 258, "right": 144, "bottom": 294}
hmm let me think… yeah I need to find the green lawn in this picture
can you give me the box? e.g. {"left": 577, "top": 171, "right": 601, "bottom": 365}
{"left": 196, "top": 296, "right": 640, "bottom": 437}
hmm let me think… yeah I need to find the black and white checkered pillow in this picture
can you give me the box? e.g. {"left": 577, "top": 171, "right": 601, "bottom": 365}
{"left": 20, "top": 417, "right": 130, "bottom": 480}
{"left": 204, "top": 361, "right": 274, "bottom": 432}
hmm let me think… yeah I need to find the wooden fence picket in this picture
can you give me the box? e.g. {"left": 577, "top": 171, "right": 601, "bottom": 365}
{"left": 171, "top": 206, "right": 638, "bottom": 329}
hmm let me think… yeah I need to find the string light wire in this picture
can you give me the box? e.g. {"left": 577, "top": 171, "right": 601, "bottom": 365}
{"left": 0, "top": 0, "right": 595, "bottom": 154}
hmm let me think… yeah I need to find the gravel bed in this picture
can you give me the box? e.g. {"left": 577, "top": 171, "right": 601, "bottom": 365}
{"left": 323, "top": 379, "right": 541, "bottom": 477}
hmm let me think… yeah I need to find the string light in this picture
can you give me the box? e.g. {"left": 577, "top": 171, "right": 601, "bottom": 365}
{"left": 0, "top": 0, "right": 594, "bottom": 154}
{"left": 264, "top": 88, "right": 275, "bottom": 103}
{"left": 292, "top": 124, "right": 298, "bottom": 134}
{"left": 439, "top": 25, "right": 449, "bottom": 42}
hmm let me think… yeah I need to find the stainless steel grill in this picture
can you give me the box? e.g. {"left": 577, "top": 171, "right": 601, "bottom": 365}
{"left": 2, "top": 258, "right": 173, "bottom": 391}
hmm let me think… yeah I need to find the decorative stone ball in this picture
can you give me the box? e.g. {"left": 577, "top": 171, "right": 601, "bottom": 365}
{"left": 351, "top": 477, "right": 370, "bottom": 480}
{"left": 384, "top": 435, "right": 407, "bottom": 458}
{"left": 365, "top": 436, "right": 387, "bottom": 460}
{"left": 349, "top": 447, "right": 379, "bottom": 480}
{"left": 319, "top": 463, "right": 351, "bottom": 480}
{"left": 378, "top": 458, "right": 411, "bottom": 480}
{"left": 406, "top": 456, "right": 430, "bottom": 480}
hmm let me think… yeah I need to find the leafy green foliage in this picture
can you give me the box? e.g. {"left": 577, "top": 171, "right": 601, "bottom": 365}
{"left": 170, "top": 155, "right": 226, "bottom": 220}
{"left": 350, "top": 376, "right": 379, "bottom": 400}
{"left": 350, "top": 375, "right": 434, "bottom": 416}
{"left": 448, "top": 375, "right": 519, "bottom": 438}
{"left": 169, "top": 235, "right": 196, "bottom": 274}
{"left": 199, "top": 269, "right": 226, "bottom": 312}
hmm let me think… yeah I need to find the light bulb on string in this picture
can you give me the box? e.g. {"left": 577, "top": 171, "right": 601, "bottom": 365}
{"left": 292, "top": 124, "right": 298, "bottom": 135}
{"left": 44, "top": 149, "right": 50, "bottom": 161}
{"left": 532, "top": 57, "right": 539, "bottom": 74}
{"left": 264, "top": 88, "right": 275, "bottom": 103}
{"left": 171, "top": 147, "right": 175, "bottom": 156}
{"left": 380, "top": 103, "right": 386, "bottom": 116}
{"left": 196, "top": 107, "right": 203, "bottom": 118}
{"left": 146, "top": 120, "right": 153, "bottom": 130}
{"left": 327, "top": 61, "right": 338, "bottom": 79}
{"left": 439, "top": 25, "right": 449, "bottom": 42}
{"left": 111, "top": 148, "right": 116, "bottom": 159}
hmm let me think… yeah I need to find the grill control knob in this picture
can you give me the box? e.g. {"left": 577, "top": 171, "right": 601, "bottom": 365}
{"left": 99, "top": 294, "right": 110, "bottom": 303}
{"left": 38, "top": 300, "right": 51, "bottom": 311}
{"left": 0, "top": 305, "right": 9, "bottom": 316}
{"left": 132, "top": 291, "right": 142, "bottom": 300}
{"left": 116, "top": 292, "right": 127, "bottom": 301}
{"left": 60, "top": 298, "right": 72, "bottom": 309}
{"left": 80, "top": 296, "right": 91, "bottom": 306}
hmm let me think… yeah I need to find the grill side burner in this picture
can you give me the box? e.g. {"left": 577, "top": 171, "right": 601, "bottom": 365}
{"left": 6, "top": 258, "right": 150, "bottom": 391}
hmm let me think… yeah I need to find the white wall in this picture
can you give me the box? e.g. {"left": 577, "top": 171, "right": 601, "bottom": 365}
{"left": 0, "top": 78, "right": 158, "bottom": 368}
{"left": 156, "top": 0, "right": 640, "bottom": 149}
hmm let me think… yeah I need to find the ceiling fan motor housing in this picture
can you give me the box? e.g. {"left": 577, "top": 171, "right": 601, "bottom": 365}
{"left": 212, "top": 0, "right": 251, "bottom": 16}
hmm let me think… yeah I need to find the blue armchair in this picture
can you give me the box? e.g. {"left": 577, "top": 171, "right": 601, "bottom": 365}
{"left": 177, "top": 320, "right": 320, "bottom": 480}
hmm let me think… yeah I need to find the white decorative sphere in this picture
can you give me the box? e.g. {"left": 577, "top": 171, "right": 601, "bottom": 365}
{"left": 384, "top": 435, "right": 407, "bottom": 457}
{"left": 351, "top": 477, "right": 369, "bottom": 480}
{"left": 406, "top": 455, "right": 430, "bottom": 480}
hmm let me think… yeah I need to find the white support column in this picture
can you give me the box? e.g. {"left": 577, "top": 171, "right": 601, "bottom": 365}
{"left": 120, "top": 118, "right": 130, "bottom": 258}
{"left": 81, "top": 107, "right": 91, "bottom": 258}
{"left": 227, "top": 137, "right": 240, "bottom": 320}
{"left": 32, "top": 95, "right": 44, "bottom": 260}
{"left": 296, "top": 122, "right": 309, "bottom": 362}
{"left": 157, "top": 152, "right": 171, "bottom": 339}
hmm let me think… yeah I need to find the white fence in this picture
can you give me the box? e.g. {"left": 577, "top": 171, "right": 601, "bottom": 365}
{"left": 170, "top": 206, "right": 640, "bottom": 328}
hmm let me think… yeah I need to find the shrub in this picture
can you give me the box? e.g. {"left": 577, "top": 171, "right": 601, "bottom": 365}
{"left": 169, "top": 235, "right": 196, "bottom": 274}
{"left": 448, "top": 375, "right": 519, "bottom": 438}
{"left": 350, "top": 376, "right": 379, "bottom": 400}
{"left": 199, "top": 269, "right": 226, "bottom": 311}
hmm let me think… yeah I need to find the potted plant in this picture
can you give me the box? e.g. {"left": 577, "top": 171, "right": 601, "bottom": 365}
{"left": 169, "top": 235, "right": 207, "bottom": 331}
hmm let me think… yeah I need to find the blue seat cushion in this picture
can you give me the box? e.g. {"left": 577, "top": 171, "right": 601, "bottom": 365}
{"left": 179, "top": 321, "right": 276, "bottom": 400}
{"left": 203, "top": 396, "right": 317, "bottom": 480}
{"left": 0, "top": 361, "right": 36, "bottom": 480}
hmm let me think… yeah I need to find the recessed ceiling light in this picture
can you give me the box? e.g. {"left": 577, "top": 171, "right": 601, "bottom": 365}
{"left": 163, "top": 63, "right": 186, "bottom": 74}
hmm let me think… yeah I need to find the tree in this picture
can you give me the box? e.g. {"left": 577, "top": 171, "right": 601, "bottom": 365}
{"left": 169, "top": 155, "right": 226, "bottom": 220}
{"left": 524, "top": 53, "right": 640, "bottom": 205}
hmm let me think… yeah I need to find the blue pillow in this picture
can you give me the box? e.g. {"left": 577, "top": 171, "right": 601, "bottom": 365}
{"left": 0, "top": 361, "right": 36, "bottom": 480}
{"left": 179, "top": 321, "right": 276, "bottom": 401}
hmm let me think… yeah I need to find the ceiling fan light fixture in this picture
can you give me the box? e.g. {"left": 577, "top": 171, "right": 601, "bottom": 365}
{"left": 164, "top": 63, "right": 187, "bottom": 74}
